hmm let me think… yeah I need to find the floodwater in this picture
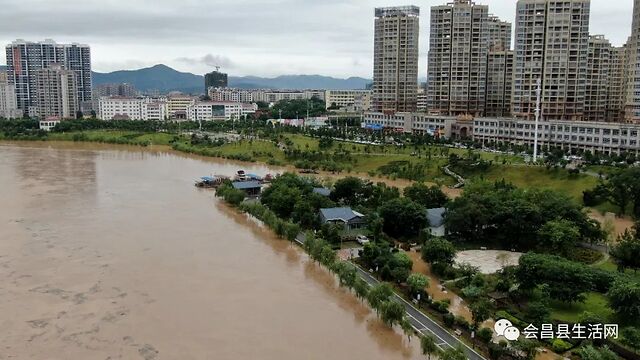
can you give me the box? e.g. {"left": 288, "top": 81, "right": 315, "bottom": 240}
{"left": 406, "top": 251, "right": 473, "bottom": 323}
{"left": 0, "top": 142, "right": 424, "bottom": 360}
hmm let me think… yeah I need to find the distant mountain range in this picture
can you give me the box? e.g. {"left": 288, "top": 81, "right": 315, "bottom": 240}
{"left": 92, "top": 64, "right": 372, "bottom": 94}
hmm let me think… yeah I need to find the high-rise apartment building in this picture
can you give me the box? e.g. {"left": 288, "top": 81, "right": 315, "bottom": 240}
{"left": 427, "top": 1, "right": 508, "bottom": 116}
{"left": 372, "top": 6, "right": 420, "bottom": 113}
{"left": 488, "top": 15, "right": 512, "bottom": 51}
{"left": 485, "top": 50, "right": 514, "bottom": 117}
{"left": 584, "top": 35, "right": 612, "bottom": 122}
{"left": 0, "top": 73, "right": 20, "bottom": 119}
{"left": 34, "top": 64, "right": 78, "bottom": 119}
{"left": 607, "top": 44, "right": 628, "bottom": 122}
{"left": 512, "top": 0, "right": 590, "bottom": 121}
{"left": 5, "top": 39, "right": 92, "bottom": 113}
{"left": 204, "top": 70, "right": 228, "bottom": 92}
{"left": 95, "top": 83, "right": 137, "bottom": 98}
{"left": 626, "top": 0, "right": 640, "bottom": 122}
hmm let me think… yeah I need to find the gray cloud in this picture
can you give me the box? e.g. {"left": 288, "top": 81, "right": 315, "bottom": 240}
{"left": 0, "top": 0, "right": 634, "bottom": 78}
{"left": 176, "top": 54, "right": 234, "bottom": 69}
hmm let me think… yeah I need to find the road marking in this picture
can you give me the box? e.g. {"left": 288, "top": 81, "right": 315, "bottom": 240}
{"left": 294, "top": 236, "right": 485, "bottom": 359}
{"left": 353, "top": 264, "right": 486, "bottom": 360}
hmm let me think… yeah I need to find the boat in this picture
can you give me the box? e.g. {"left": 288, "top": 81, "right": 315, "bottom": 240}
{"left": 235, "top": 170, "right": 247, "bottom": 181}
{"left": 195, "top": 175, "right": 229, "bottom": 188}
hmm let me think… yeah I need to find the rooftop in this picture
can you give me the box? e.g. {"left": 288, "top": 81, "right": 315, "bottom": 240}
{"left": 313, "top": 187, "right": 331, "bottom": 197}
{"left": 232, "top": 181, "right": 262, "bottom": 190}
{"left": 426, "top": 207, "right": 446, "bottom": 228}
{"left": 375, "top": 6, "right": 420, "bottom": 18}
{"left": 320, "top": 207, "right": 364, "bottom": 222}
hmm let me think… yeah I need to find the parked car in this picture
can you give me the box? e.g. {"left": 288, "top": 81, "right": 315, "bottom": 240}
{"left": 356, "top": 235, "right": 370, "bottom": 245}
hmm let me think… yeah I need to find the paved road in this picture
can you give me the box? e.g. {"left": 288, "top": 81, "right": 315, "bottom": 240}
{"left": 294, "top": 234, "right": 486, "bottom": 360}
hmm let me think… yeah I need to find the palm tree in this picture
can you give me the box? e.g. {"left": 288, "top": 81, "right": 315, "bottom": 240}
{"left": 420, "top": 335, "right": 440, "bottom": 360}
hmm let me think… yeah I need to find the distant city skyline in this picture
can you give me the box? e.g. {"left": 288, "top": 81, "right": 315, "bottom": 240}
{"left": 0, "top": 0, "right": 633, "bottom": 78}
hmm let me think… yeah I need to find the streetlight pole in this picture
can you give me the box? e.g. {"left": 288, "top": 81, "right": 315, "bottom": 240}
{"left": 533, "top": 78, "right": 541, "bottom": 163}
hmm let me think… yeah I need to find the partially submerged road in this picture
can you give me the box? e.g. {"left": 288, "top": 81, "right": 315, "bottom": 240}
{"left": 294, "top": 234, "right": 486, "bottom": 360}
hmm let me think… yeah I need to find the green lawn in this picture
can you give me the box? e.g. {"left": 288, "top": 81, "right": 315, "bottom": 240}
{"left": 550, "top": 292, "right": 614, "bottom": 323}
{"left": 216, "top": 140, "right": 286, "bottom": 162}
{"left": 594, "top": 258, "right": 640, "bottom": 281}
{"left": 470, "top": 165, "right": 599, "bottom": 201}
{"left": 47, "top": 130, "right": 176, "bottom": 146}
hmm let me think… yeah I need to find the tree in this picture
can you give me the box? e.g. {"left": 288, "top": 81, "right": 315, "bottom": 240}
{"left": 516, "top": 253, "right": 611, "bottom": 303}
{"left": 607, "top": 277, "right": 640, "bottom": 321}
{"left": 440, "top": 346, "right": 467, "bottom": 360}
{"left": 260, "top": 181, "right": 303, "bottom": 218}
{"left": 403, "top": 183, "right": 448, "bottom": 208}
{"left": 335, "top": 262, "right": 358, "bottom": 289}
{"left": 400, "top": 318, "right": 414, "bottom": 341}
{"left": 389, "top": 252, "right": 413, "bottom": 283}
{"left": 621, "top": 327, "right": 640, "bottom": 350}
{"left": 525, "top": 300, "right": 550, "bottom": 325}
{"left": 367, "top": 212, "right": 384, "bottom": 241}
{"left": 367, "top": 283, "right": 394, "bottom": 312}
{"left": 380, "top": 301, "right": 405, "bottom": 327}
{"left": 537, "top": 219, "right": 581, "bottom": 255}
{"left": 407, "top": 273, "right": 429, "bottom": 298}
{"left": 421, "top": 238, "right": 456, "bottom": 266}
{"left": 318, "top": 137, "right": 334, "bottom": 150}
{"left": 606, "top": 167, "right": 640, "bottom": 216}
{"left": 353, "top": 278, "right": 370, "bottom": 301}
{"left": 610, "top": 223, "right": 640, "bottom": 272}
{"left": 420, "top": 335, "right": 440, "bottom": 360}
{"left": 270, "top": 98, "right": 327, "bottom": 119}
{"left": 577, "top": 345, "right": 618, "bottom": 360}
{"left": 378, "top": 198, "right": 428, "bottom": 239}
{"left": 320, "top": 223, "right": 342, "bottom": 245}
{"left": 470, "top": 298, "right": 492, "bottom": 328}
{"left": 331, "top": 177, "right": 370, "bottom": 206}
{"left": 476, "top": 327, "right": 493, "bottom": 344}
{"left": 445, "top": 182, "right": 603, "bottom": 250}
{"left": 512, "top": 339, "right": 538, "bottom": 360}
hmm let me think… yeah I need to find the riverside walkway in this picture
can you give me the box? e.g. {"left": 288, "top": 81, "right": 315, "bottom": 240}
{"left": 294, "top": 234, "right": 486, "bottom": 360}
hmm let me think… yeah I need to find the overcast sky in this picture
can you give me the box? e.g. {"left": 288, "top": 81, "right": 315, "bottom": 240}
{"left": 0, "top": 0, "right": 633, "bottom": 78}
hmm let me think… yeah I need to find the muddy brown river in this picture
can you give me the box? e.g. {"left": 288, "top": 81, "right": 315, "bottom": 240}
{"left": 0, "top": 142, "right": 423, "bottom": 360}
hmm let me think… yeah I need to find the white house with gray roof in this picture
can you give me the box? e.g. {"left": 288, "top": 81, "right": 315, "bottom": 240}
{"left": 319, "top": 207, "right": 366, "bottom": 231}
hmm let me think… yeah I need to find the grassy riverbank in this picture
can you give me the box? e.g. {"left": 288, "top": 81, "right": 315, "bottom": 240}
{"left": 0, "top": 127, "right": 617, "bottom": 204}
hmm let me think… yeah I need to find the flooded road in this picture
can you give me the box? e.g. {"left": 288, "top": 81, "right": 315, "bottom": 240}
{"left": 0, "top": 142, "right": 423, "bottom": 360}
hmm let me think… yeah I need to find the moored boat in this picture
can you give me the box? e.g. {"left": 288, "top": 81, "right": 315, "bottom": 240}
{"left": 195, "top": 175, "right": 229, "bottom": 188}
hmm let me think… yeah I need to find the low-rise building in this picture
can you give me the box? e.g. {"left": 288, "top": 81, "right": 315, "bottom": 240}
{"left": 187, "top": 101, "right": 256, "bottom": 122}
{"left": 319, "top": 207, "right": 366, "bottom": 231}
{"left": 325, "top": 90, "right": 372, "bottom": 111}
{"left": 98, "top": 97, "right": 167, "bottom": 121}
{"left": 231, "top": 181, "right": 262, "bottom": 197}
{"left": 208, "top": 88, "right": 254, "bottom": 103}
{"left": 363, "top": 112, "right": 455, "bottom": 137}
{"left": 473, "top": 117, "right": 640, "bottom": 155}
{"left": 364, "top": 111, "right": 640, "bottom": 154}
{"left": 426, "top": 208, "right": 446, "bottom": 237}
{"left": 39, "top": 119, "right": 61, "bottom": 131}
{"left": 167, "top": 95, "right": 197, "bottom": 120}
{"left": 209, "top": 88, "right": 325, "bottom": 105}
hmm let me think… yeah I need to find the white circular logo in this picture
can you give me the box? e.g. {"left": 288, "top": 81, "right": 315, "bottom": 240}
{"left": 504, "top": 326, "right": 521, "bottom": 341}
{"left": 494, "top": 319, "right": 512, "bottom": 336}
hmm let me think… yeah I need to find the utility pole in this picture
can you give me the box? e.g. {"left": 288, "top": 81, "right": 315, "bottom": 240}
{"left": 533, "top": 78, "right": 541, "bottom": 163}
